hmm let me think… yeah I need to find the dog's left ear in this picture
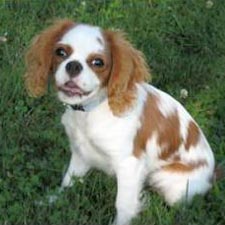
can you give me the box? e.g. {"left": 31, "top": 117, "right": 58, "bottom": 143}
{"left": 104, "top": 30, "right": 150, "bottom": 116}
{"left": 24, "top": 19, "right": 75, "bottom": 97}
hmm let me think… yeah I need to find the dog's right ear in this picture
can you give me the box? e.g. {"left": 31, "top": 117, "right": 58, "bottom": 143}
{"left": 24, "top": 19, "right": 75, "bottom": 97}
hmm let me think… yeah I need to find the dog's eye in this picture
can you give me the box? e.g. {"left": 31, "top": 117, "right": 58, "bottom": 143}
{"left": 55, "top": 47, "right": 68, "bottom": 58}
{"left": 91, "top": 58, "right": 104, "bottom": 67}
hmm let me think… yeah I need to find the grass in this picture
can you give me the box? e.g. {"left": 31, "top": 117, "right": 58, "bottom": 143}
{"left": 0, "top": 0, "right": 225, "bottom": 224}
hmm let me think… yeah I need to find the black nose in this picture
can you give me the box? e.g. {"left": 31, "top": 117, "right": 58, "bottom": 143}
{"left": 65, "top": 60, "right": 83, "bottom": 77}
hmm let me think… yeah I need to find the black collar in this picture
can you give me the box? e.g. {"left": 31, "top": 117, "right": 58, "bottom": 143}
{"left": 70, "top": 104, "right": 85, "bottom": 111}
{"left": 66, "top": 90, "right": 107, "bottom": 112}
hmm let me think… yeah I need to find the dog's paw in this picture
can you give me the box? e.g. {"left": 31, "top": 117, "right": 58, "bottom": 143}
{"left": 34, "top": 188, "right": 63, "bottom": 206}
{"left": 47, "top": 193, "right": 59, "bottom": 204}
{"left": 47, "top": 187, "right": 64, "bottom": 204}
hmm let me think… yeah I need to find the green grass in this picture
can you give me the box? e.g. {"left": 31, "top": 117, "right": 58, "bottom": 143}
{"left": 0, "top": 0, "right": 225, "bottom": 224}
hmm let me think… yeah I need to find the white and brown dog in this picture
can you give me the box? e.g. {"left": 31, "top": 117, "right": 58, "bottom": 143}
{"left": 25, "top": 20, "right": 215, "bottom": 225}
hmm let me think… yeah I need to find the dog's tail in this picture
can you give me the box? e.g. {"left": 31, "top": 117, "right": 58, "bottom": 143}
{"left": 213, "top": 164, "right": 225, "bottom": 182}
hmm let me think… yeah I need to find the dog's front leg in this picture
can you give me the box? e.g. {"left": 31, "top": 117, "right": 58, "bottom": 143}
{"left": 61, "top": 151, "right": 90, "bottom": 189}
{"left": 47, "top": 150, "right": 90, "bottom": 204}
{"left": 113, "top": 156, "right": 146, "bottom": 225}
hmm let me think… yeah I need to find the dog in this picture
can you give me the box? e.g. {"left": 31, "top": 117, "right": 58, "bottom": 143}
{"left": 24, "top": 19, "right": 215, "bottom": 225}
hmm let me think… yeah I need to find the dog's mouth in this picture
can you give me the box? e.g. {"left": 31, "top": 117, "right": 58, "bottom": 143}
{"left": 58, "top": 81, "right": 91, "bottom": 97}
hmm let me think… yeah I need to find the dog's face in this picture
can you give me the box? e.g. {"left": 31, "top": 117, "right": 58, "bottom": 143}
{"left": 53, "top": 24, "right": 111, "bottom": 105}
{"left": 24, "top": 20, "right": 149, "bottom": 115}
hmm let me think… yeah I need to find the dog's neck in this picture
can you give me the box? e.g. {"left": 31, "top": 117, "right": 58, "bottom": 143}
{"left": 66, "top": 89, "right": 107, "bottom": 112}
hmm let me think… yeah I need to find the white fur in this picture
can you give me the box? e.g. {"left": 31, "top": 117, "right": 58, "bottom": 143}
{"left": 51, "top": 25, "right": 214, "bottom": 225}
{"left": 60, "top": 84, "right": 214, "bottom": 225}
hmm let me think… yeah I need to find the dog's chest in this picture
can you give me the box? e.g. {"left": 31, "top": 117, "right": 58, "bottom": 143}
{"left": 61, "top": 107, "right": 140, "bottom": 173}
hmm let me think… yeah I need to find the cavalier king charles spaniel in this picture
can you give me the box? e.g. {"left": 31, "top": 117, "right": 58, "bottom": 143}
{"left": 24, "top": 19, "right": 215, "bottom": 225}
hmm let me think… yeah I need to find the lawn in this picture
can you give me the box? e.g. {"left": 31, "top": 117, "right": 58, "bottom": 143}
{"left": 0, "top": 0, "right": 225, "bottom": 224}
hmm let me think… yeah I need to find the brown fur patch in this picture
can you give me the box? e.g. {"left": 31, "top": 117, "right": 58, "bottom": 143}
{"left": 162, "top": 160, "right": 208, "bottom": 173}
{"left": 86, "top": 52, "right": 112, "bottom": 86}
{"left": 52, "top": 43, "right": 73, "bottom": 72}
{"left": 104, "top": 30, "right": 150, "bottom": 116}
{"left": 24, "top": 19, "right": 75, "bottom": 97}
{"left": 185, "top": 121, "right": 200, "bottom": 150}
{"left": 133, "top": 94, "right": 182, "bottom": 159}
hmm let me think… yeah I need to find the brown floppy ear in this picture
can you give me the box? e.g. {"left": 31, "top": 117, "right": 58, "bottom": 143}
{"left": 104, "top": 30, "right": 150, "bottom": 116}
{"left": 24, "top": 19, "right": 75, "bottom": 97}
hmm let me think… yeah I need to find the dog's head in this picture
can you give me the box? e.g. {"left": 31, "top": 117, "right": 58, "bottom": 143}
{"left": 25, "top": 19, "right": 150, "bottom": 115}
